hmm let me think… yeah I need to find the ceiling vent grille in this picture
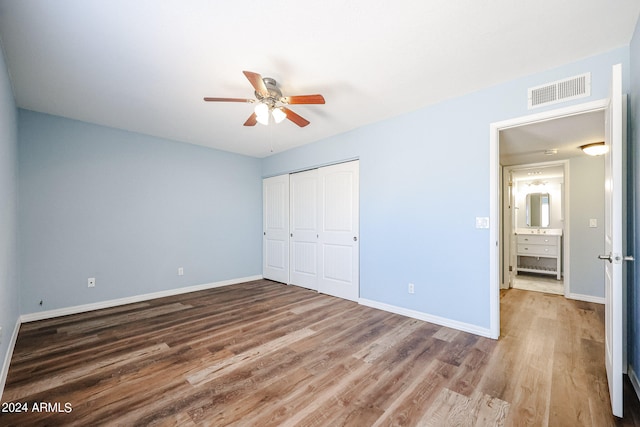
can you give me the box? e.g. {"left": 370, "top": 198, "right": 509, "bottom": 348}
{"left": 528, "top": 73, "right": 591, "bottom": 109}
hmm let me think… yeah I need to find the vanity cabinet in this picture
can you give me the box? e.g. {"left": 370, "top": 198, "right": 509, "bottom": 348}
{"left": 516, "top": 234, "right": 562, "bottom": 280}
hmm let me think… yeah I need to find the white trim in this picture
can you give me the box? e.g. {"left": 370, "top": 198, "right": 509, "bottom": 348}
{"left": 492, "top": 99, "right": 609, "bottom": 131}
{"left": 563, "top": 161, "right": 571, "bottom": 298}
{"left": 0, "top": 318, "right": 21, "bottom": 401}
{"left": 489, "top": 98, "right": 609, "bottom": 339}
{"left": 566, "top": 293, "right": 605, "bottom": 305}
{"left": 490, "top": 120, "right": 500, "bottom": 339}
{"left": 359, "top": 298, "right": 492, "bottom": 338}
{"left": 20, "top": 275, "right": 263, "bottom": 323}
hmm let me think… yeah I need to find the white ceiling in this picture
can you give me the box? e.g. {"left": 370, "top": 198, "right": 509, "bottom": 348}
{"left": 0, "top": 1, "right": 638, "bottom": 158}
{"left": 500, "top": 109, "right": 605, "bottom": 165}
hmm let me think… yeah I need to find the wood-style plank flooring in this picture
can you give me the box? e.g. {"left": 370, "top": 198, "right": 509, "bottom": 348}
{"left": 2, "top": 280, "right": 640, "bottom": 426}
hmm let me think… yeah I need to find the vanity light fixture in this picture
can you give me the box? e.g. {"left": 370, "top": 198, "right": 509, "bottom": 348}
{"left": 580, "top": 141, "right": 608, "bottom": 156}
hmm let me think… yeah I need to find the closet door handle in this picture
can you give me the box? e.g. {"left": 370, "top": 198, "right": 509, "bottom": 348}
{"left": 353, "top": 236, "right": 358, "bottom": 242}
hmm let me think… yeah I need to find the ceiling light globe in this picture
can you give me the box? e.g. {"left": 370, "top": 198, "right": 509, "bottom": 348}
{"left": 272, "top": 107, "right": 286, "bottom": 124}
{"left": 254, "top": 103, "right": 270, "bottom": 125}
{"left": 580, "top": 142, "right": 608, "bottom": 156}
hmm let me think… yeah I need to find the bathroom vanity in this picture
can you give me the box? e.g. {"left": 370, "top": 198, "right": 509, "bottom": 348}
{"left": 515, "top": 229, "right": 562, "bottom": 280}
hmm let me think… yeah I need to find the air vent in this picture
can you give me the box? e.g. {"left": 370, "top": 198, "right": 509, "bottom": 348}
{"left": 528, "top": 73, "right": 591, "bottom": 109}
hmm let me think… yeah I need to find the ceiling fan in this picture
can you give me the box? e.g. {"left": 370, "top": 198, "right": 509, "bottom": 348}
{"left": 204, "top": 71, "right": 325, "bottom": 127}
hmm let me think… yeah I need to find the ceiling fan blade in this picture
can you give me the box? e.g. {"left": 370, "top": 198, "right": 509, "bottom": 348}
{"left": 203, "top": 97, "right": 254, "bottom": 103}
{"left": 243, "top": 71, "right": 269, "bottom": 97}
{"left": 283, "top": 107, "right": 310, "bottom": 127}
{"left": 244, "top": 112, "right": 258, "bottom": 126}
{"left": 282, "top": 94, "right": 325, "bottom": 105}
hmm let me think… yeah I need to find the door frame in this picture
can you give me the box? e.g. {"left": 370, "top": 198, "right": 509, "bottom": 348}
{"left": 489, "top": 98, "right": 609, "bottom": 339}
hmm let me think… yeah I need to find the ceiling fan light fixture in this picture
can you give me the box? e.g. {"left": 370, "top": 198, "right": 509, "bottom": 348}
{"left": 204, "top": 71, "right": 325, "bottom": 128}
{"left": 254, "top": 103, "right": 270, "bottom": 125}
{"left": 272, "top": 107, "right": 286, "bottom": 124}
{"left": 580, "top": 141, "right": 608, "bottom": 156}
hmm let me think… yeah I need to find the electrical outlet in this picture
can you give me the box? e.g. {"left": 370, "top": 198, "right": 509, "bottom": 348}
{"left": 178, "top": 267, "right": 184, "bottom": 276}
{"left": 408, "top": 283, "right": 415, "bottom": 294}
{"left": 88, "top": 277, "right": 96, "bottom": 288}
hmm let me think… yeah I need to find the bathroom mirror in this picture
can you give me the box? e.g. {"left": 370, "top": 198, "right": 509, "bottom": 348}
{"left": 526, "top": 192, "right": 550, "bottom": 227}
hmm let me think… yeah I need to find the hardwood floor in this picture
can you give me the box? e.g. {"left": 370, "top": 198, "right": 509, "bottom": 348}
{"left": 2, "top": 280, "right": 640, "bottom": 426}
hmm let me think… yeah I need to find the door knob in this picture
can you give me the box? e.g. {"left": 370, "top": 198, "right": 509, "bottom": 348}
{"left": 598, "top": 254, "right": 613, "bottom": 263}
{"left": 598, "top": 254, "right": 634, "bottom": 263}
{"left": 353, "top": 236, "right": 358, "bottom": 241}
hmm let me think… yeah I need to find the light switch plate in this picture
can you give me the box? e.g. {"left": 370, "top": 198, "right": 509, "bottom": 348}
{"left": 589, "top": 218, "right": 598, "bottom": 228}
{"left": 475, "top": 217, "right": 490, "bottom": 229}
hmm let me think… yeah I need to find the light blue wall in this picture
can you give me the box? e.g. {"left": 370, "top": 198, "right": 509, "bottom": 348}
{"left": 629, "top": 14, "right": 640, "bottom": 385}
{"left": 263, "top": 47, "right": 630, "bottom": 330}
{"left": 18, "top": 111, "right": 262, "bottom": 313}
{"left": 0, "top": 46, "right": 19, "bottom": 383}
{"left": 569, "top": 155, "right": 605, "bottom": 298}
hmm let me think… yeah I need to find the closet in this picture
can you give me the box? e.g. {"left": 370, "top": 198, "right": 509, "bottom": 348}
{"left": 263, "top": 160, "right": 359, "bottom": 301}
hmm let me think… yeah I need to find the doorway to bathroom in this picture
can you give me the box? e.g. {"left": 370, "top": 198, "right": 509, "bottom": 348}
{"left": 502, "top": 162, "right": 567, "bottom": 296}
{"left": 498, "top": 109, "right": 607, "bottom": 301}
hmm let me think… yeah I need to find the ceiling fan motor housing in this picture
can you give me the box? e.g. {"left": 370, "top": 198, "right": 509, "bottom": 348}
{"left": 256, "top": 77, "right": 282, "bottom": 105}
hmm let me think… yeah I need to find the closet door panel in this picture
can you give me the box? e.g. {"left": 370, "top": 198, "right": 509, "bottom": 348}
{"left": 290, "top": 169, "right": 319, "bottom": 290}
{"left": 318, "top": 161, "right": 359, "bottom": 301}
{"left": 263, "top": 175, "right": 290, "bottom": 284}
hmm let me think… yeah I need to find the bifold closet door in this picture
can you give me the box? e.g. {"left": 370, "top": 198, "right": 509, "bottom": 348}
{"left": 289, "top": 169, "right": 319, "bottom": 290}
{"left": 318, "top": 161, "right": 359, "bottom": 301}
{"left": 262, "top": 174, "right": 289, "bottom": 284}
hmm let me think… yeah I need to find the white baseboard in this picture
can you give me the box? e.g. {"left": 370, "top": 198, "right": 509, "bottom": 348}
{"left": 566, "top": 293, "right": 605, "bottom": 304}
{"left": 0, "top": 318, "right": 21, "bottom": 401}
{"left": 20, "top": 275, "right": 263, "bottom": 323}
{"left": 358, "top": 298, "right": 493, "bottom": 338}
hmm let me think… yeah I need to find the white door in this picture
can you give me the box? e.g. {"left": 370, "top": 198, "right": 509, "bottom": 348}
{"left": 263, "top": 175, "right": 290, "bottom": 284}
{"left": 290, "top": 169, "right": 319, "bottom": 290}
{"left": 504, "top": 168, "right": 516, "bottom": 288}
{"left": 601, "top": 63, "right": 626, "bottom": 418}
{"left": 318, "top": 161, "right": 359, "bottom": 301}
